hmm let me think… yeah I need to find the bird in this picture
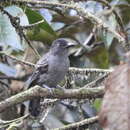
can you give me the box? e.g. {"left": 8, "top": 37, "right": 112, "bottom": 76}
{"left": 27, "top": 38, "right": 75, "bottom": 117}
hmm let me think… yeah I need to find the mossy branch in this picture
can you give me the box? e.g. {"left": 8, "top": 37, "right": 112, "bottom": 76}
{"left": 0, "top": 85, "right": 104, "bottom": 113}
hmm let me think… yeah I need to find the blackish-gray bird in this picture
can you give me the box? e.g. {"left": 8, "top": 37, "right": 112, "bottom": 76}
{"left": 27, "top": 38, "right": 75, "bottom": 116}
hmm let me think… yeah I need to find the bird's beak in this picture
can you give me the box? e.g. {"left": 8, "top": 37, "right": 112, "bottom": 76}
{"left": 66, "top": 42, "right": 76, "bottom": 48}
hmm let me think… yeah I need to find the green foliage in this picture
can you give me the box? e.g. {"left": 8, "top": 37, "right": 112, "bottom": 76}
{"left": 25, "top": 8, "right": 57, "bottom": 42}
{"left": 89, "top": 47, "right": 109, "bottom": 69}
{"left": 93, "top": 99, "right": 102, "bottom": 112}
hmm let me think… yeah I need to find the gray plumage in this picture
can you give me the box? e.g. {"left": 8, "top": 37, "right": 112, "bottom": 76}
{"left": 28, "top": 38, "right": 74, "bottom": 116}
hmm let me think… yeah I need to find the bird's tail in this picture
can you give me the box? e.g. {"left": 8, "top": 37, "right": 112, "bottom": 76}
{"left": 29, "top": 97, "right": 41, "bottom": 117}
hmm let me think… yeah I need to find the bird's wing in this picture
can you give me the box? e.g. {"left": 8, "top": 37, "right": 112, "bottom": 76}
{"left": 27, "top": 54, "right": 49, "bottom": 88}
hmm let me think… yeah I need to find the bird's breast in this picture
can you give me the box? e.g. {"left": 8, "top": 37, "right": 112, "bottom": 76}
{"left": 47, "top": 56, "right": 69, "bottom": 87}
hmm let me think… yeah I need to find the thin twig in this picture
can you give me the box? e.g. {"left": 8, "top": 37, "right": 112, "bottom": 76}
{"left": 3, "top": 53, "right": 35, "bottom": 67}
{"left": 9, "top": 0, "right": 125, "bottom": 43}
{"left": 40, "top": 108, "right": 51, "bottom": 123}
{"left": 83, "top": 73, "right": 108, "bottom": 88}
{"left": 28, "top": 5, "right": 65, "bottom": 16}
{"left": 22, "top": 20, "right": 44, "bottom": 29}
{"left": 64, "top": 0, "right": 125, "bottom": 33}
{"left": 56, "top": 19, "right": 84, "bottom": 32}
{"left": 0, "top": 114, "right": 29, "bottom": 128}
{"left": 54, "top": 116, "right": 98, "bottom": 130}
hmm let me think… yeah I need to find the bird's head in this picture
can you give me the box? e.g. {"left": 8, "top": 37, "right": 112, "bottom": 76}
{"left": 50, "top": 38, "right": 75, "bottom": 55}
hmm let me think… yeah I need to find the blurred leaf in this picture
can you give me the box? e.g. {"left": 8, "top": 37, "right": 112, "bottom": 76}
{"left": 79, "top": 1, "right": 103, "bottom": 14}
{"left": 25, "top": 8, "right": 57, "bottom": 37}
{"left": 52, "top": 22, "right": 65, "bottom": 31}
{"left": 103, "top": 31, "right": 114, "bottom": 49}
{"left": 102, "top": 15, "right": 117, "bottom": 49}
{"left": 0, "top": 63, "right": 16, "bottom": 76}
{"left": 0, "top": 5, "right": 28, "bottom": 51}
{"left": 27, "top": 29, "right": 56, "bottom": 43}
{"left": 89, "top": 47, "right": 109, "bottom": 69}
{"left": 93, "top": 99, "right": 102, "bottom": 112}
{"left": 39, "top": 9, "right": 52, "bottom": 24}
{"left": 82, "top": 102, "right": 97, "bottom": 118}
{"left": 126, "top": 0, "right": 130, "bottom": 4}
{"left": 5, "top": 5, "right": 29, "bottom": 26}
{"left": 117, "top": 4, "right": 130, "bottom": 24}
{"left": 0, "top": 14, "right": 22, "bottom": 50}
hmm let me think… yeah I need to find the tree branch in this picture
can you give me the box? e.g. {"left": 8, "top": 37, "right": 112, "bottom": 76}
{"left": 0, "top": 85, "right": 104, "bottom": 113}
{"left": 3, "top": 53, "right": 35, "bottom": 67}
{"left": 54, "top": 116, "right": 98, "bottom": 130}
{"left": 10, "top": 0, "right": 126, "bottom": 47}
{"left": 69, "top": 67, "right": 112, "bottom": 75}
{"left": 2, "top": 53, "right": 113, "bottom": 74}
{"left": 0, "top": 114, "right": 29, "bottom": 129}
